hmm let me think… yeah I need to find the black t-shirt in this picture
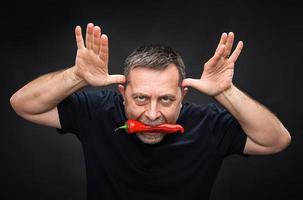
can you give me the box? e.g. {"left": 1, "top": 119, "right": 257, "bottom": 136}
{"left": 57, "top": 89, "right": 248, "bottom": 200}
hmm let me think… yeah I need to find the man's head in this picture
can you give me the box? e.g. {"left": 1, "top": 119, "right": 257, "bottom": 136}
{"left": 118, "top": 44, "right": 187, "bottom": 144}
{"left": 123, "top": 44, "right": 186, "bottom": 85}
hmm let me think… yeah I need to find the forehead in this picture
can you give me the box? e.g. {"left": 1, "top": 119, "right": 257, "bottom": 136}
{"left": 127, "top": 64, "right": 180, "bottom": 94}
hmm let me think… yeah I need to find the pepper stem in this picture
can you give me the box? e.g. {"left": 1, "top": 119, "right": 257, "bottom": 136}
{"left": 114, "top": 124, "right": 128, "bottom": 133}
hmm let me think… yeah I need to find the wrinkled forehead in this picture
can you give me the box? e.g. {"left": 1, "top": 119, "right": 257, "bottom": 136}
{"left": 126, "top": 65, "right": 180, "bottom": 94}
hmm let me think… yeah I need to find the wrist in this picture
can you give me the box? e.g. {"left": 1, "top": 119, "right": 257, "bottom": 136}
{"left": 214, "top": 84, "right": 237, "bottom": 101}
{"left": 64, "top": 66, "right": 88, "bottom": 88}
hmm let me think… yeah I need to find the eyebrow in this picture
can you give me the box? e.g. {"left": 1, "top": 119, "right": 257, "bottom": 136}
{"left": 131, "top": 93, "right": 149, "bottom": 97}
{"left": 131, "top": 93, "right": 176, "bottom": 99}
{"left": 159, "top": 94, "right": 176, "bottom": 100}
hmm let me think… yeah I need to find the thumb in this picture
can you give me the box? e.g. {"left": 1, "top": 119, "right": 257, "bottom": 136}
{"left": 182, "top": 78, "right": 202, "bottom": 89}
{"left": 109, "top": 74, "right": 126, "bottom": 84}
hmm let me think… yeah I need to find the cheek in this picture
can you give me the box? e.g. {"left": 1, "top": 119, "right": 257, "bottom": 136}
{"left": 161, "top": 104, "right": 182, "bottom": 123}
{"left": 124, "top": 100, "right": 145, "bottom": 119}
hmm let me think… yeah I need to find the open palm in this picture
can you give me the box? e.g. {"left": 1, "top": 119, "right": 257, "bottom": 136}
{"left": 73, "top": 23, "right": 125, "bottom": 86}
{"left": 182, "top": 32, "right": 243, "bottom": 96}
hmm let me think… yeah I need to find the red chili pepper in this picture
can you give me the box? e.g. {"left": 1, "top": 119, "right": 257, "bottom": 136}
{"left": 115, "top": 119, "right": 184, "bottom": 134}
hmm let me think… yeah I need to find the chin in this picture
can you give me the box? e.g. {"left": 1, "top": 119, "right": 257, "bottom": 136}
{"left": 136, "top": 132, "right": 165, "bottom": 144}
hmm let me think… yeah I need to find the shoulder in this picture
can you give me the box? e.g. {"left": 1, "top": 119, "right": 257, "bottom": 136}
{"left": 178, "top": 102, "right": 231, "bottom": 127}
{"left": 93, "top": 89, "right": 122, "bottom": 103}
{"left": 79, "top": 88, "right": 119, "bottom": 98}
{"left": 180, "top": 102, "right": 226, "bottom": 117}
{"left": 71, "top": 89, "right": 123, "bottom": 109}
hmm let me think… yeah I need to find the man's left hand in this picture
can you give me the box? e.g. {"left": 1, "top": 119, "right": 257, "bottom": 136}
{"left": 182, "top": 32, "right": 243, "bottom": 97}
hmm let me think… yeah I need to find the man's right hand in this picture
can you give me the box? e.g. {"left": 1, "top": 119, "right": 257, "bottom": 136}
{"left": 73, "top": 23, "right": 125, "bottom": 86}
{"left": 10, "top": 23, "right": 126, "bottom": 129}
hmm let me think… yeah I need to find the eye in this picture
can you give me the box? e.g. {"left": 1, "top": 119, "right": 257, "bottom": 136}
{"left": 160, "top": 96, "right": 174, "bottom": 104}
{"left": 137, "top": 96, "right": 146, "bottom": 102}
{"left": 134, "top": 95, "right": 148, "bottom": 105}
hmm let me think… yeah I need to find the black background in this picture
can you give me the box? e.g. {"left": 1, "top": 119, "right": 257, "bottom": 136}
{"left": 1, "top": 0, "right": 302, "bottom": 199}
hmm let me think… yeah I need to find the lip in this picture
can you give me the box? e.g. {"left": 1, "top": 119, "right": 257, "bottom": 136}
{"left": 136, "top": 131, "right": 164, "bottom": 144}
{"left": 142, "top": 132, "right": 162, "bottom": 137}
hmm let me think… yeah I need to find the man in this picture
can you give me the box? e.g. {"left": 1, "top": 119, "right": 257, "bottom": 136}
{"left": 10, "top": 23, "right": 291, "bottom": 199}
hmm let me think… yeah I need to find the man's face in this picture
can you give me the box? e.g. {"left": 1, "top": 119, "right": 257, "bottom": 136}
{"left": 119, "top": 64, "right": 186, "bottom": 144}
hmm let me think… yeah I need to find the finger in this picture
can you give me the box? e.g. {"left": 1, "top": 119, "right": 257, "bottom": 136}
{"left": 109, "top": 75, "right": 126, "bottom": 84}
{"left": 211, "top": 44, "right": 225, "bottom": 64}
{"left": 99, "top": 34, "right": 109, "bottom": 64}
{"left": 85, "top": 23, "right": 94, "bottom": 49}
{"left": 229, "top": 41, "right": 243, "bottom": 63}
{"left": 181, "top": 78, "right": 202, "bottom": 89}
{"left": 92, "top": 26, "right": 101, "bottom": 54}
{"left": 223, "top": 32, "right": 235, "bottom": 58}
{"left": 75, "top": 26, "right": 84, "bottom": 49}
{"left": 215, "top": 33, "right": 227, "bottom": 53}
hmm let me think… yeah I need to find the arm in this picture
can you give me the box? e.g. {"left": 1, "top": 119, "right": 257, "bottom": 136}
{"left": 214, "top": 85, "right": 291, "bottom": 155}
{"left": 10, "top": 67, "right": 86, "bottom": 128}
{"left": 182, "top": 32, "right": 291, "bottom": 155}
{"left": 10, "top": 23, "right": 125, "bottom": 128}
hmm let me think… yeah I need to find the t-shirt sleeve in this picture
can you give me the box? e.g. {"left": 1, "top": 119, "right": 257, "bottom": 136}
{"left": 56, "top": 89, "right": 111, "bottom": 138}
{"left": 223, "top": 119, "right": 248, "bottom": 157}
{"left": 209, "top": 103, "right": 249, "bottom": 157}
{"left": 56, "top": 89, "right": 123, "bottom": 139}
{"left": 56, "top": 90, "right": 90, "bottom": 137}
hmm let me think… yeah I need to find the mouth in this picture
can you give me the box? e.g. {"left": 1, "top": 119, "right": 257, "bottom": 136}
{"left": 136, "top": 131, "right": 165, "bottom": 144}
{"left": 138, "top": 132, "right": 163, "bottom": 140}
{"left": 135, "top": 119, "right": 166, "bottom": 144}
{"left": 142, "top": 132, "right": 162, "bottom": 136}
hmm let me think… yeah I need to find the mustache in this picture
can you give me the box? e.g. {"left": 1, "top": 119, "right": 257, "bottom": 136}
{"left": 139, "top": 117, "right": 166, "bottom": 126}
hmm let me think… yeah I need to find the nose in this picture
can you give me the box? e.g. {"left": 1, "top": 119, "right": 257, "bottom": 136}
{"left": 144, "top": 101, "right": 161, "bottom": 121}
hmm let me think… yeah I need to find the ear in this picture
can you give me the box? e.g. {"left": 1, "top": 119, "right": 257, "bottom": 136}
{"left": 118, "top": 84, "right": 125, "bottom": 99}
{"left": 181, "top": 87, "right": 188, "bottom": 100}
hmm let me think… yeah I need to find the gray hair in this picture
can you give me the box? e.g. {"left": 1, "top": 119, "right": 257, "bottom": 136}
{"left": 123, "top": 44, "right": 186, "bottom": 85}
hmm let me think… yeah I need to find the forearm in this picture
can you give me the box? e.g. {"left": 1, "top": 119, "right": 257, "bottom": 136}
{"left": 10, "top": 66, "right": 87, "bottom": 115}
{"left": 214, "top": 84, "right": 290, "bottom": 148}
